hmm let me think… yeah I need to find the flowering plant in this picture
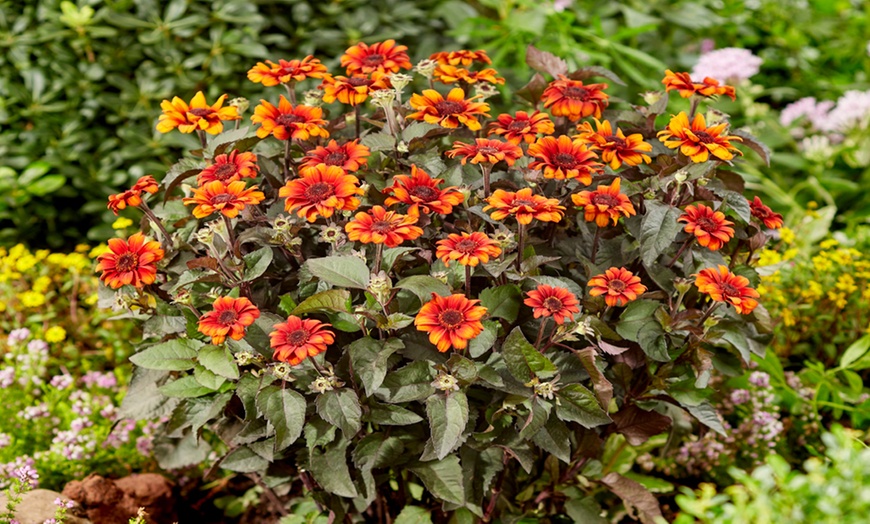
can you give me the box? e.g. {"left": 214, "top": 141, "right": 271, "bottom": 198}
{"left": 106, "top": 43, "right": 773, "bottom": 521}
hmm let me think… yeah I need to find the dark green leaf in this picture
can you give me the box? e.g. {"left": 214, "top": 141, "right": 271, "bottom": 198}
{"left": 193, "top": 363, "right": 226, "bottom": 390}
{"left": 682, "top": 401, "right": 726, "bottom": 436}
{"left": 316, "top": 388, "right": 362, "bottom": 437}
{"left": 306, "top": 256, "right": 371, "bottom": 289}
{"left": 159, "top": 375, "right": 215, "bottom": 398}
{"left": 349, "top": 338, "right": 403, "bottom": 396}
{"left": 366, "top": 404, "right": 424, "bottom": 426}
{"left": 130, "top": 338, "right": 202, "bottom": 371}
{"left": 222, "top": 446, "right": 269, "bottom": 473}
{"left": 257, "top": 385, "right": 306, "bottom": 450}
{"left": 479, "top": 284, "right": 522, "bottom": 323}
{"left": 394, "top": 506, "right": 433, "bottom": 524}
{"left": 555, "top": 384, "right": 611, "bottom": 428}
{"left": 242, "top": 247, "right": 273, "bottom": 282}
{"left": 290, "top": 289, "right": 351, "bottom": 316}
{"left": 310, "top": 440, "right": 358, "bottom": 497}
{"left": 502, "top": 327, "right": 557, "bottom": 383}
{"left": 375, "top": 361, "right": 436, "bottom": 403}
{"left": 395, "top": 275, "right": 451, "bottom": 303}
{"left": 426, "top": 392, "right": 469, "bottom": 460}
{"left": 468, "top": 320, "right": 498, "bottom": 358}
{"left": 531, "top": 414, "right": 571, "bottom": 462}
{"left": 198, "top": 344, "right": 239, "bottom": 379}
{"left": 639, "top": 201, "right": 682, "bottom": 266}
{"left": 410, "top": 456, "right": 465, "bottom": 505}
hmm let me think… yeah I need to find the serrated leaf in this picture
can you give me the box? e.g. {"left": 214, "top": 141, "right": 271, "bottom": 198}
{"left": 600, "top": 472, "right": 663, "bottom": 524}
{"left": 222, "top": 446, "right": 268, "bottom": 473}
{"left": 394, "top": 506, "right": 433, "bottom": 524}
{"left": 242, "top": 247, "right": 273, "bottom": 282}
{"left": 159, "top": 375, "right": 214, "bottom": 398}
{"left": 383, "top": 247, "right": 417, "bottom": 273}
{"left": 569, "top": 66, "right": 627, "bottom": 86}
{"left": 556, "top": 384, "right": 611, "bottom": 428}
{"left": 306, "top": 256, "right": 371, "bottom": 289}
{"left": 290, "top": 289, "right": 351, "bottom": 316}
{"left": 479, "top": 284, "right": 522, "bottom": 323}
{"left": 410, "top": 456, "right": 465, "bottom": 505}
{"left": 395, "top": 275, "right": 451, "bottom": 303}
{"left": 367, "top": 403, "right": 424, "bottom": 426}
{"left": 310, "top": 440, "right": 358, "bottom": 497}
{"left": 361, "top": 132, "right": 396, "bottom": 152}
{"left": 639, "top": 201, "right": 682, "bottom": 266}
{"left": 468, "top": 320, "right": 498, "bottom": 358}
{"left": 163, "top": 158, "right": 204, "bottom": 198}
{"left": 574, "top": 347, "right": 613, "bottom": 408}
{"left": 531, "top": 413, "right": 571, "bottom": 462}
{"left": 682, "top": 401, "right": 726, "bottom": 436}
{"left": 316, "top": 388, "right": 362, "bottom": 437}
{"left": 257, "top": 385, "right": 306, "bottom": 450}
{"left": 375, "top": 361, "right": 435, "bottom": 403}
{"left": 612, "top": 404, "right": 671, "bottom": 445}
{"left": 502, "top": 327, "right": 557, "bottom": 383}
{"left": 525, "top": 44, "right": 567, "bottom": 78}
{"left": 349, "top": 338, "right": 402, "bottom": 396}
{"left": 731, "top": 128, "right": 771, "bottom": 166}
{"left": 198, "top": 344, "right": 239, "bottom": 379}
{"left": 402, "top": 122, "right": 441, "bottom": 143}
{"left": 193, "top": 363, "right": 226, "bottom": 390}
{"left": 130, "top": 339, "right": 202, "bottom": 371}
{"left": 426, "top": 392, "right": 469, "bottom": 460}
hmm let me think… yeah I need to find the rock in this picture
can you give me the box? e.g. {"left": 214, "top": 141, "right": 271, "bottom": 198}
{"left": 63, "top": 473, "right": 176, "bottom": 524}
{"left": 0, "top": 489, "right": 91, "bottom": 524}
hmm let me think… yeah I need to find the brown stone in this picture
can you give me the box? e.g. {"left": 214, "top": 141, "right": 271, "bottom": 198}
{"left": 0, "top": 489, "right": 91, "bottom": 524}
{"left": 63, "top": 473, "right": 176, "bottom": 524}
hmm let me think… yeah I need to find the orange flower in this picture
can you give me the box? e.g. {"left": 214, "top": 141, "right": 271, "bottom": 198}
{"left": 198, "top": 151, "right": 260, "bottom": 184}
{"left": 749, "top": 196, "right": 783, "bottom": 229}
{"left": 107, "top": 176, "right": 159, "bottom": 215}
{"left": 251, "top": 96, "right": 329, "bottom": 141}
{"left": 574, "top": 119, "right": 653, "bottom": 169}
{"left": 679, "top": 204, "right": 735, "bottom": 251}
{"left": 527, "top": 135, "right": 602, "bottom": 184}
{"left": 279, "top": 165, "right": 363, "bottom": 222}
{"left": 197, "top": 297, "right": 261, "bottom": 345}
{"left": 542, "top": 76, "right": 609, "bottom": 121}
{"left": 435, "top": 232, "right": 502, "bottom": 267}
{"left": 247, "top": 56, "right": 328, "bottom": 86}
{"left": 96, "top": 232, "right": 164, "bottom": 289}
{"left": 488, "top": 111, "right": 555, "bottom": 144}
{"left": 183, "top": 181, "right": 265, "bottom": 219}
{"left": 383, "top": 165, "right": 464, "bottom": 215}
{"left": 320, "top": 73, "right": 392, "bottom": 106}
{"left": 156, "top": 91, "right": 239, "bottom": 135}
{"left": 483, "top": 188, "right": 565, "bottom": 225}
{"left": 270, "top": 316, "right": 335, "bottom": 365}
{"left": 299, "top": 139, "right": 370, "bottom": 176}
{"left": 345, "top": 205, "right": 424, "bottom": 247}
{"left": 341, "top": 39, "right": 411, "bottom": 75}
{"left": 408, "top": 88, "right": 490, "bottom": 131}
{"left": 657, "top": 112, "right": 742, "bottom": 163}
{"left": 433, "top": 64, "right": 504, "bottom": 85}
{"left": 694, "top": 265, "right": 760, "bottom": 315}
{"left": 132, "top": 176, "right": 159, "bottom": 194}
{"left": 446, "top": 139, "right": 523, "bottom": 166}
{"left": 588, "top": 267, "right": 647, "bottom": 307}
{"left": 430, "top": 50, "right": 492, "bottom": 66}
{"left": 414, "top": 293, "right": 487, "bottom": 352}
{"left": 662, "top": 70, "right": 736, "bottom": 101}
{"left": 571, "top": 178, "right": 636, "bottom": 227}
{"left": 524, "top": 285, "right": 581, "bottom": 324}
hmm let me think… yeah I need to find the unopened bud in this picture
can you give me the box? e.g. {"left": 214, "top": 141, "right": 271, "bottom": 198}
{"left": 302, "top": 90, "right": 324, "bottom": 107}
{"left": 228, "top": 97, "right": 250, "bottom": 115}
{"left": 271, "top": 363, "right": 295, "bottom": 382}
{"left": 642, "top": 91, "right": 663, "bottom": 105}
{"left": 319, "top": 225, "right": 345, "bottom": 245}
{"left": 310, "top": 376, "right": 334, "bottom": 393}
{"left": 431, "top": 270, "right": 449, "bottom": 285}
{"left": 370, "top": 88, "right": 396, "bottom": 108}
{"left": 474, "top": 83, "right": 499, "bottom": 100}
{"left": 389, "top": 73, "right": 413, "bottom": 92}
{"left": 414, "top": 59, "right": 437, "bottom": 79}
{"left": 432, "top": 372, "right": 460, "bottom": 392}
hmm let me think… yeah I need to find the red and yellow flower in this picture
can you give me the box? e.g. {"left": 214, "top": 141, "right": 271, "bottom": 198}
{"left": 96, "top": 232, "right": 164, "bottom": 289}
{"left": 446, "top": 139, "right": 523, "bottom": 166}
{"left": 320, "top": 73, "right": 392, "bottom": 106}
{"left": 433, "top": 64, "right": 504, "bottom": 85}
{"left": 435, "top": 232, "right": 502, "bottom": 267}
{"left": 279, "top": 165, "right": 364, "bottom": 222}
{"left": 679, "top": 204, "right": 735, "bottom": 251}
{"left": 341, "top": 39, "right": 412, "bottom": 76}
{"left": 345, "top": 206, "right": 424, "bottom": 247}
{"left": 198, "top": 151, "right": 259, "bottom": 184}
{"left": 156, "top": 91, "right": 239, "bottom": 135}
{"left": 657, "top": 112, "right": 742, "bottom": 163}
{"left": 749, "top": 196, "right": 783, "bottom": 229}
{"left": 270, "top": 316, "right": 335, "bottom": 365}
{"left": 662, "top": 70, "right": 736, "bottom": 101}
{"left": 383, "top": 165, "right": 464, "bottom": 215}
{"left": 542, "top": 76, "right": 609, "bottom": 121}
{"left": 183, "top": 181, "right": 265, "bottom": 219}
{"left": 414, "top": 293, "right": 487, "bottom": 352}
{"left": 588, "top": 267, "right": 647, "bottom": 307}
{"left": 247, "top": 56, "right": 328, "bottom": 86}
{"left": 524, "top": 285, "right": 581, "bottom": 324}
{"left": 107, "top": 176, "right": 160, "bottom": 215}
{"left": 574, "top": 119, "right": 653, "bottom": 169}
{"left": 251, "top": 97, "right": 329, "bottom": 140}
{"left": 571, "top": 178, "right": 636, "bottom": 227}
{"left": 527, "top": 135, "right": 602, "bottom": 184}
{"left": 430, "top": 50, "right": 492, "bottom": 66}
{"left": 694, "top": 265, "right": 760, "bottom": 315}
{"left": 132, "top": 176, "right": 159, "bottom": 194}
{"left": 299, "top": 139, "right": 370, "bottom": 176}
{"left": 483, "top": 188, "right": 565, "bottom": 225}
{"left": 197, "top": 297, "right": 261, "bottom": 345}
{"left": 488, "top": 111, "right": 555, "bottom": 144}
{"left": 408, "top": 88, "right": 490, "bottom": 131}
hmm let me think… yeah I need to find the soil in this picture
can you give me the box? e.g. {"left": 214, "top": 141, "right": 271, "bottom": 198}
{"left": 63, "top": 473, "right": 176, "bottom": 524}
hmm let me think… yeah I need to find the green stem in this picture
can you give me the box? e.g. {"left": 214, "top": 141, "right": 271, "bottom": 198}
{"left": 590, "top": 225, "right": 601, "bottom": 264}
{"left": 515, "top": 223, "right": 525, "bottom": 273}
{"left": 465, "top": 264, "right": 472, "bottom": 297}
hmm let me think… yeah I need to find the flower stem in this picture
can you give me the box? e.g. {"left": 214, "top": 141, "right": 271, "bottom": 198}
{"left": 374, "top": 242, "right": 384, "bottom": 274}
{"left": 481, "top": 163, "right": 493, "bottom": 198}
{"left": 515, "top": 223, "right": 526, "bottom": 273}
{"left": 465, "top": 264, "right": 472, "bottom": 297}
{"left": 197, "top": 130, "right": 210, "bottom": 163}
{"left": 140, "top": 201, "right": 172, "bottom": 250}
{"left": 284, "top": 82, "right": 297, "bottom": 105}
{"left": 283, "top": 140, "right": 292, "bottom": 181}
{"left": 698, "top": 302, "right": 721, "bottom": 327}
{"left": 354, "top": 105, "right": 362, "bottom": 139}
{"left": 222, "top": 214, "right": 237, "bottom": 257}
{"left": 535, "top": 318, "right": 549, "bottom": 351}
{"left": 667, "top": 238, "right": 693, "bottom": 268}
{"left": 590, "top": 225, "right": 601, "bottom": 264}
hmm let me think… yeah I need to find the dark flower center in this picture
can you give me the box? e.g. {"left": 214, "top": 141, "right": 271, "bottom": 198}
{"left": 438, "top": 309, "right": 464, "bottom": 328}
{"left": 606, "top": 136, "right": 627, "bottom": 149}
{"left": 370, "top": 220, "right": 394, "bottom": 234}
{"left": 608, "top": 279, "right": 627, "bottom": 292}
{"left": 507, "top": 120, "right": 530, "bottom": 132}
{"left": 476, "top": 146, "right": 499, "bottom": 156}
{"left": 346, "top": 77, "right": 373, "bottom": 87}
{"left": 543, "top": 296, "right": 564, "bottom": 312}
{"left": 362, "top": 54, "right": 385, "bottom": 66}
{"left": 562, "top": 86, "right": 590, "bottom": 100}
{"left": 276, "top": 114, "right": 305, "bottom": 127}
{"left": 752, "top": 206, "right": 770, "bottom": 218}
{"left": 695, "top": 217, "right": 718, "bottom": 232}
{"left": 409, "top": 185, "right": 439, "bottom": 201}
{"left": 287, "top": 329, "right": 309, "bottom": 346}
{"left": 435, "top": 101, "right": 464, "bottom": 115}
{"left": 116, "top": 253, "right": 138, "bottom": 272}
{"left": 218, "top": 309, "right": 239, "bottom": 325}
{"left": 305, "top": 182, "right": 335, "bottom": 202}
{"left": 188, "top": 108, "right": 215, "bottom": 118}
{"left": 513, "top": 199, "right": 536, "bottom": 208}
{"left": 212, "top": 163, "right": 238, "bottom": 181}
{"left": 591, "top": 193, "right": 621, "bottom": 207}
{"left": 211, "top": 193, "right": 238, "bottom": 205}
{"left": 454, "top": 239, "right": 479, "bottom": 254}
{"left": 693, "top": 131, "right": 716, "bottom": 144}
{"left": 721, "top": 283, "right": 739, "bottom": 296}
{"left": 552, "top": 153, "right": 579, "bottom": 168}
{"left": 324, "top": 151, "right": 349, "bottom": 166}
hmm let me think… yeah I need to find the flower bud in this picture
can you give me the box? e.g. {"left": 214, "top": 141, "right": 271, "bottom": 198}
{"left": 642, "top": 91, "right": 663, "bottom": 105}
{"left": 414, "top": 59, "right": 437, "bottom": 79}
{"left": 172, "top": 289, "right": 193, "bottom": 306}
{"left": 431, "top": 371, "right": 460, "bottom": 392}
{"left": 234, "top": 351, "right": 256, "bottom": 366}
{"left": 492, "top": 228, "right": 516, "bottom": 250}
{"left": 271, "top": 363, "right": 295, "bottom": 382}
{"left": 396, "top": 141, "right": 409, "bottom": 153}
{"left": 319, "top": 225, "right": 345, "bottom": 245}
{"left": 533, "top": 380, "right": 558, "bottom": 400}
{"left": 370, "top": 88, "right": 396, "bottom": 109}
{"left": 368, "top": 270, "right": 392, "bottom": 303}
{"left": 474, "top": 83, "right": 499, "bottom": 100}
{"left": 431, "top": 270, "right": 449, "bottom": 285}
{"left": 310, "top": 376, "right": 334, "bottom": 393}
{"left": 302, "top": 90, "right": 324, "bottom": 108}
{"left": 389, "top": 73, "right": 413, "bottom": 92}
{"left": 228, "top": 97, "right": 250, "bottom": 115}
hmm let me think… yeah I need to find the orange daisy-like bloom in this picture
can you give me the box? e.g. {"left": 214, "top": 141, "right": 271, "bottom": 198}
{"left": 345, "top": 205, "right": 424, "bottom": 247}
{"left": 483, "top": 188, "right": 565, "bottom": 225}
{"left": 383, "top": 165, "right": 464, "bottom": 215}
{"left": 574, "top": 119, "right": 653, "bottom": 170}
{"left": 197, "top": 297, "right": 261, "bottom": 345}
{"left": 198, "top": 151, "right": 259, "bottom": 184}
{"left": 156, "top": 91, "right": 239, "bottom": 135}
{"left": 662, "top": 70, "right": 736, "bottom": 101}
{"left": 270, "top": 316, "right": 336, "bottom": 366}
{"left": 446, "top": 139, "right": 523, "bottom": 166}
{"left": 524, "top": 285, "right": 581, "bottom": 325}
{"left": 341, "top": 39, "right": 411, "bottom": 76}
{"left": 488, "top": 111, "right": 555, "bottom": 144}
{"left": 251, "top": 96, "right": 329, "bottom": 141}
{"left": 299, "top": 139, "right": 370, "bottom": 176}
{"left": 694, "top": 265, "right": 760, "bottom": 315}
{"left": 132, "top": 175, "right": 159, "bottom": 195}
{"left": 433, "top": 64, "right": 505, "bottom": 85}
{"left": 279, "top": 165, "right": 363, "bottom": 222}
{"left": 571, "top": 178, "right": 636, "bottom": 227}
{"left": 430, "top": 50, "right": 492, "bottom": 66}
{"left": 542, "top": 76, "right": 609, "bottom": 121}
{"left": 657, "top": 112, "right": 743, "bottom": 163}
{"left": 527, "top": 135, "right": 602, "bottom": 184}
{"left": 247, "top": 56, "right": 328, "bottom": 86}
{"left": 107, "top": 176, "right": 160, "bottom": 215}
{"left": 435, "top": 232, "right": 502, "bottom": 267}
{"left": 320, "top": 73, "right": 392, "bottom": 106}
{"left": 408, "top": 88, "right": 490, "bottom": 131}
{"left": 749, "top": 196, "right": 783, "bottom": 229}
{"left": 96, "top": 232, "right": 164, "bottom": 290}
{"left": 678, "top": 204, "right": 735, "bottom": 251}
{"left": 183, "top": 181, "right": 265, "bottom": 219}
{"left": 414, "top": 293, "right": 487, "bottom": 352}
{"left": 588, "top": 267, "right": 647, "bottom": 307}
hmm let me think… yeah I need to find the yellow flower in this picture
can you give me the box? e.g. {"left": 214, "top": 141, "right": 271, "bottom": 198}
{"left": 18, "top": 290, "right": 46, "bottom": 308}
{"left": 835, "top": 274, "right": 858, "bottom": 294}
{"left": 15, "top": 255, "right": 37, "bottom": 272}
{"left": 812, "top": 255, "right": 833, "bottom": 273}
{"left": 32, "top": 276, "right": 52, "bottom": 294}
{"left": 75, "top": 244, "right": 89, "bottom": 253}
{"left": 0, "top": 301, "right": 6, "bottom": 312}
{"left": 85, "top": 294, "right": 99, "bottom": 306}
{"left": 757, "top": 249, "right": 782, "bottom": 266}
{"left": 782, "top": 248, "right": 798, "bottom": 261}
{"left": 781, "top": 309, "right": 796, "bottom": 327}
{"left": 46, "top": 253, "right": 66, "bottom": 265}
{"left": 111, "top": 217, "right": 134, "bottom": 230}
{"left": 89, "top": 244, "right": 110, "bottom": 259}
{"left": 34, "top": 249, "right": 49, "bottom": 261}
{"left": 8, "top": 244, "right": 26, "bottom": 261}
{"left": 45, "top": 326, "right": 67, "bottom": 343}
{"left": 780, "top": 227, "right": 795, "bottom": 245}
{"left": 820, "top": 239, "right": 839, "bottom": 249}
